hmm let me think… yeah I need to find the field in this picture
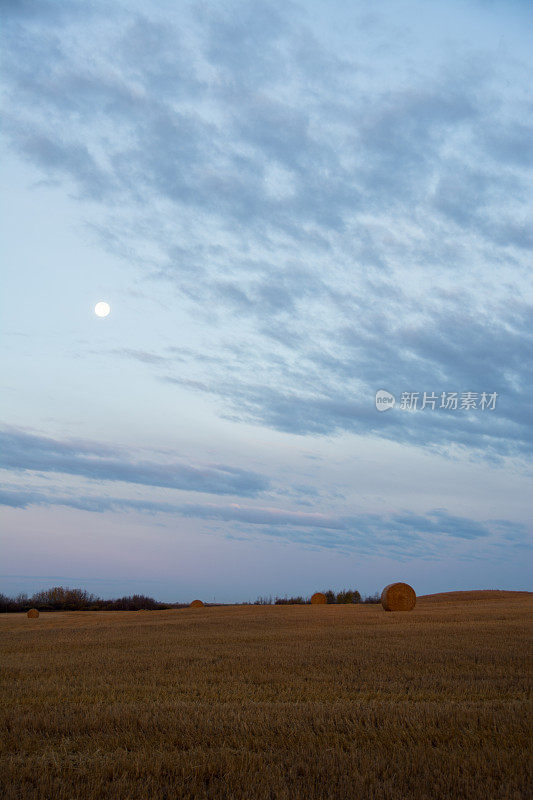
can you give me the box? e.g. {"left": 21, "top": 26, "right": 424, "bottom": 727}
{"left": 1, "top": 592, "right": 531, "bottom": 800}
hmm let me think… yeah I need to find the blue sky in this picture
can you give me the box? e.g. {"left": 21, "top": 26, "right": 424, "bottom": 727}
{"left": 1, "top": 0, "right": 532, "bottom": 602}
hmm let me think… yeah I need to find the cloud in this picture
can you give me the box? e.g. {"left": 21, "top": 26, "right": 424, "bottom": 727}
{"left": 1, "top": 0, "right": 532, "bottom": 462}
{"left": 389, "top": 510, "right": 491, "bottom": 540}
{"left": 177, "top": 503, "right": 345, "bottom": 529}
{"left": 4, "top": 124, "right": 111, "bottom": 200}
{"left": 2, "top": 484, "right": 530, "bottom": 558}
{"left": 4, "top": 1, "right": 528, "bottom": 234}
{"left": 108, "top": 348, "right": 172, "bottom": 366}
{"left": 0, "top": 428, "right": 269, "bottom": 497}
{"left": 144, "top": 279, "right": 530, "bottom": 458}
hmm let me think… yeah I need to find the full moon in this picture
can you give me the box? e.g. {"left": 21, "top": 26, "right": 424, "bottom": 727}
{"left": 94, "top": 301, "right": 111, "bottom": 318}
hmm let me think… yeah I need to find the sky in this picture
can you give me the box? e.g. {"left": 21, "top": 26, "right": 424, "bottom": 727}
{"left": 1, "top": 0, "right": 532, "bottom": 603}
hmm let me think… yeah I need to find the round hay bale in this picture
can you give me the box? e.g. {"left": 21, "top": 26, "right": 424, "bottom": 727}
{"left": 27, "top": 608, "right": 39, "bottom": 618}
{"left": 381, "top": 582, "right": 416, "bottom": 611}
{"left": 310, "top": 592, "right": 327, "bottom": 605}
{"left": 190, "top": 599, "right": 204, "bottom": 607}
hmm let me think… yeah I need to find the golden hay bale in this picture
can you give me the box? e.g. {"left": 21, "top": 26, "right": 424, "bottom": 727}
{"left": 27, "top": 608, "right": 39, "bottom": 618}
{"left": 190, "top": 599, "right": 204, "bottom": 607}
{"left": 310, "top": 592, "right": 327, "bottom": 605}
{"left": 381, "top": 582, "right": 416, "bottom": 611}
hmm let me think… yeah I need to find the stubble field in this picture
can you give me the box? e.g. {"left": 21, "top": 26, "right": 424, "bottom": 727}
{"left": 1, "top": 592, "right": 531, "bottom": 800}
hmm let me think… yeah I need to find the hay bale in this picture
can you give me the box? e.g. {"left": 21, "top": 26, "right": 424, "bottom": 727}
{"left": 27, "top": 608, "right": 39, "bottom": 618}
{"left": 381, "top": 582, "right": 416, "bottom": 611}
{"left": 190, "top": 599, "right": 204, "bottom": 607}
{"left": 310, "top": 592, "right": 327, "bottom": 605}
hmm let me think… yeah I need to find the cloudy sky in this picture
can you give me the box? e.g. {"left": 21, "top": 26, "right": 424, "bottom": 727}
{"left": 1, "top": 0, "right": 532, "bottom": 602}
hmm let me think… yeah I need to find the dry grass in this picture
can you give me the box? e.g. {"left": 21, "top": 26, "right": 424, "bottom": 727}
{"left": 1, "top": 594, "right": 531, "bottom": 799}
{"left": 419, "top": 590, "right": 531, "bottom": 602}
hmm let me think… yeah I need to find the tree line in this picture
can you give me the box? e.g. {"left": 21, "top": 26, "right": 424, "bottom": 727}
{"left": 0, "top": 585, "right": 381, "bottom": 612}
{"left": 254, "top": 589, "right": 381, "bottom": 605}
{"left": 0, "top": 586, "right": 181, "bottom": 612}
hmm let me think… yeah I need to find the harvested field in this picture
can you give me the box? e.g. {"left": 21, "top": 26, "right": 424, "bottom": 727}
{"left": 1, "top": 594, "right": 531, "bottom": 800}
{"left": 419, "top": 589, "right": 531, "bottom": 602}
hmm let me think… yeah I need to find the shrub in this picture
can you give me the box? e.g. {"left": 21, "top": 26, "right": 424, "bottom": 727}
{"left": 275, "top": 596, "right": 307, "bottom": 605}
{"left": 0, "top": 587, "right": 175, "bottom": 612}
{"left": 320, "top": 589, "right": 362, "bottom": 604}
{"left": 335, "top": 589, "right": 362, "bottom": 604}
{"left": 361, "top": 593, "right": 381, "bottom": 604}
